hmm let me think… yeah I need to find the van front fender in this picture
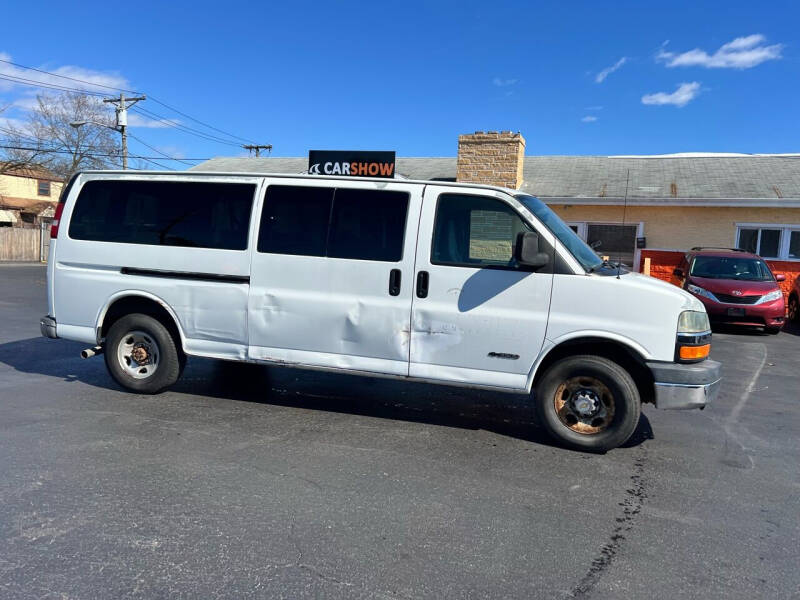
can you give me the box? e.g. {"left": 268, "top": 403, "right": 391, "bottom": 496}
{"left": 526, "top": 331, "right": 653, "bottom": 393}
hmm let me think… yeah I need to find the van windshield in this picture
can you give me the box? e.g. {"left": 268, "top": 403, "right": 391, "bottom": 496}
{"left": 516, "top": 194, "right": 603, "bottom": 272}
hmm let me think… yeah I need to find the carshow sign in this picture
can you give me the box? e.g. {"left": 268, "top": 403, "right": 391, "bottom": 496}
{"left": 308, "top": 150, "right": 396, "bottom": 178}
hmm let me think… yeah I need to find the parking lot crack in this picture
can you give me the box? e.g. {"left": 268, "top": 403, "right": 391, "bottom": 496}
{"left": 567, "top": 445, "right": 649, "bottom": 599}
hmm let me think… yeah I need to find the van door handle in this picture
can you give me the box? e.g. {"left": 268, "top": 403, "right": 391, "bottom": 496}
{"left": 416, "top": 271, "right": 429, "bottom": 298}
{"left": 389, "top": 269, "right": 401, "bottom": 296}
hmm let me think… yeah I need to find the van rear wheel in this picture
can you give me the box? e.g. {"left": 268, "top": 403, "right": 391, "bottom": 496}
{"left": 535, "top": 355, "right": 641, "bottom": 452}
{"left": 104, "top": 313, "right": 183, "bottom": 394}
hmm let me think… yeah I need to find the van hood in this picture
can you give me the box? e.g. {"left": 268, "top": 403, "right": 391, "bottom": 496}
{"left": 689, "top": 276, "right": 778, "bottom": 296}
{"left": 619, "top": 271, "right": 706, "bottom": 312}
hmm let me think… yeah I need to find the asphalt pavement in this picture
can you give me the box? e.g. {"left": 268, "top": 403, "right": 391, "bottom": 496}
{"left": 1, "top": 264, "right": 798, "bottom": 599}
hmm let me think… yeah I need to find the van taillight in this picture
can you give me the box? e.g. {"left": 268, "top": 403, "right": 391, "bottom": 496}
{"left": 50, "top": 203, "right": 65, "bottom": 239}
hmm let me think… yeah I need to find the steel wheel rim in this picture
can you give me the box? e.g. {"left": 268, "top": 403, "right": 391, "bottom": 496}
{"left": 116, "top": 330, "right": 160, "bottom": 380}
{"left": 554, "top": 376, "right": 615, "bottom": 435}
{"left": 789, "top": 298, "right": 798, "bottom": 321}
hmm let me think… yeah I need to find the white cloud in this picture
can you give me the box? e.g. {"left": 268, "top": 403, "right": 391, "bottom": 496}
{"left": 595, "top": 57, "right": 627, "bottom": 83}
{"left": 492, "top": 77, "right": 518, "bottom": 87}
{"left": 127, "top": 112, "right": 180, "bottom": 129}
{"left": 641, "top": 82, "right": 701, "bottom": 107}
{"left": 0, "top": 52, "right": 131, "bottom": 93}
{"left": 657, "top": 35, "right": 783, "bottom": 69}
{"left": 584, "top": 105, "right": 603, "bottom": 111}
{"left": 581, "top": 115, "right": 598, "bottom": 122}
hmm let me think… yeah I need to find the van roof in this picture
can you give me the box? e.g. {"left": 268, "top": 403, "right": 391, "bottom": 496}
{"left": 74, "top": 170, "right": 521, "bottom": 196}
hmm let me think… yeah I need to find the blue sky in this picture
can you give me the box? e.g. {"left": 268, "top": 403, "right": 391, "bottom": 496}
{"left": 1, "top": 0, "right": 798, "bottom": 167}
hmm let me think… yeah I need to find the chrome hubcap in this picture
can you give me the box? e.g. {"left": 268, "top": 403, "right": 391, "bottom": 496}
{"left": 117, "top": 330, "right": 160, "bottom": 380}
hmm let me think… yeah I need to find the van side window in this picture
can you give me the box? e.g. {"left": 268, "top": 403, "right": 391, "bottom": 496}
{"left": 327, "top": 189, "right": 408, "bottom": 262}
{"left": 257, "top": 186, "right": 333, "bottom": 256}
{"left": 69, "top": 180, "right": 255, "bottom": 250}
{"left": 432, "top": 194, "right": 532, "bottom": 268}
{"left": 258, "top": 186, "right": 409, "bottom": 262}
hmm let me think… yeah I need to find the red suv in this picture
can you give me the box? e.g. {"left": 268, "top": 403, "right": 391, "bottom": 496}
{"left": 674, "top": 247, "right": 786, "bottom": 334}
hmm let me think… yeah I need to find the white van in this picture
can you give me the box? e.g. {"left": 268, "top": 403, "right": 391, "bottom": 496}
{"left": 41, "top": 171, "right": 720, "bottom": 451}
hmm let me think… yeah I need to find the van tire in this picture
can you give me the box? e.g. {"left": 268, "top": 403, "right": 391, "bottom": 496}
{"left": 104, "top": 313, "right": 183, "bottom": 394}
{"left": 534, "top": 355, "right": 641, "bottom": 452}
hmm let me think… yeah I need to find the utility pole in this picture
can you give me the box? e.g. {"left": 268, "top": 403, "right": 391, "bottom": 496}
{"left": 243, "top": 144, "right": 272, "bottom": 157}
{"left": 103, "top": 93, "right": 146, "bottom": 169}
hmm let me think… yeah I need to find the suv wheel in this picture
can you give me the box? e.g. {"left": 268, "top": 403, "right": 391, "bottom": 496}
{"left": 788, "top": 295, "right": 799, "bottom": 322}
{"left": 535, "top": 355, "right": 641, "bottom": 452}
{"left": 104, "top": 313, "right": 183, "bottom": 394}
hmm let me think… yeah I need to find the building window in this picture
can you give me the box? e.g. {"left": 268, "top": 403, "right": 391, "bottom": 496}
{"left": 736, "top": 225, "right": 800, "bottom": 260}
{"left": 38, "top": 180, "right": 51, "bottom": 196}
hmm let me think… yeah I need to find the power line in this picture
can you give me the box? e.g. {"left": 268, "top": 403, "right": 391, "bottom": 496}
{"left": 148, "top": 96, "right": 255, "bottom": 144}
{"left": 135, "top": 157, "right": 176, "bottom": 170}
{"left": 0, "top": 76, "right": 253, "bottom": 149}
{"left": 0, "top": 73, "right": 107, "bottom": 97}
{"left": 0, "top": 125, "right": 44, "bottom": 145}
{"left": 131, "top": 106, "right": 243, "bottom": 147}
{"left": 0, "top": 143, "right": 209, "bottom": 161}
{"left": 0, "top": 58, "right": 256, "bottom": 146}
{"left": 127, "top": 131, "right": 193, "bottom": 165}
{"left": 0, "top": 57, "right": 142, "bottom": 94}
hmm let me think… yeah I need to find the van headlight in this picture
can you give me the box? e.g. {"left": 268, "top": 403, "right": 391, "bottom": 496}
{"left": 754, "top": 289, "right": 783, "bottom": 305}
{"left": 678, "top": 310, "right": 710, "bottom": 334}
{"left": 676, "top": 311, "right": 711, "bottom": 362}
{"left": 686, "top": 284, "right": 719, "bottom": 303}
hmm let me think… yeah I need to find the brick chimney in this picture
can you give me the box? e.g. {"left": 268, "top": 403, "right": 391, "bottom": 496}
{"left": 456, "top": 131, "right": 526, "bottom": 189}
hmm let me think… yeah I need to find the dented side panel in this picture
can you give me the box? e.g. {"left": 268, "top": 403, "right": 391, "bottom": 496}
{"left": 408, "top": 187, "right": 556, "bottom": 390}
{"left": 247, "top": 177, "right": 423, "bottom": 376}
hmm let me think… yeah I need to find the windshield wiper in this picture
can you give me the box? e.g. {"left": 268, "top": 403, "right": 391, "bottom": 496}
{"left": 587, "top": 259, "right": 613, "bottom": 273}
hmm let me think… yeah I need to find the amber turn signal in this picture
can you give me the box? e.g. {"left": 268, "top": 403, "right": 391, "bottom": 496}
{"left": 679, "top": 344, "right": 710, "bottom": 360}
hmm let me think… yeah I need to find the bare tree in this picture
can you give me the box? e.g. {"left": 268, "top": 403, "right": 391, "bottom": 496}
{"left": 0, "top": 104, "right": 54, "bottom": 176}
{"left": 1, "top": 93, "right": 122, "bottom": 180}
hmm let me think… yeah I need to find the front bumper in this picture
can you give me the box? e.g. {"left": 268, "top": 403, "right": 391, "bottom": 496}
{"left": 40, "top": 315, "right": 58, "bottom": 339}
{"left": 694, "top": 294, "right": 785, "bottom": 328}
{"left": 647, "top": 359, "right": 721, "bottom": 410}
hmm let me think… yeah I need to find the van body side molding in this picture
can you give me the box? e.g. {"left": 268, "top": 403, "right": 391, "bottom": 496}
{"left": 120, "top": 267, "right": 250, "bottom": 285}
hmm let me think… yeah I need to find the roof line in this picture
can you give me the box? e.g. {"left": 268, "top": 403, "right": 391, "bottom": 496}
{"left": 542, "top": 196, "right": 800, "bottom": 207}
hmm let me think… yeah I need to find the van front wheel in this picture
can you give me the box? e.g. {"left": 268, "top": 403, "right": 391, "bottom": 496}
{"left": 104, "top": 313, "right": 182, "bottom": 394}
{"left": 535, "top": 355, "right": 641, "bottom": 452}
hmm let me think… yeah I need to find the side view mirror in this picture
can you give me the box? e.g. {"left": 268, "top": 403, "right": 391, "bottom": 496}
{"left": 515, "top": 232, "right": 550, "bottom": 268}
{"left": 673, "top": 268, "right": 684, "bottom": 277}
{"left": 775, "top": 273, "right": 786, "bottom": 282}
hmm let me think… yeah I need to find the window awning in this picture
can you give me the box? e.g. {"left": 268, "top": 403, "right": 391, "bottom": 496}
{"left": 0, "top": 209, "right": 18, "bottom": 223}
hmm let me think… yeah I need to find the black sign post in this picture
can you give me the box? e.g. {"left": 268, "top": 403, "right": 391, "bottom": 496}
{"left": 308, "top": 150, "right": 396, "bottom": 178}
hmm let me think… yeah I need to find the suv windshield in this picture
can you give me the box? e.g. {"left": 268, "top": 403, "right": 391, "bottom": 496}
{"left": 690, "top": 256, "right": 775, "bottom": 281}
{"left": 516, "top": 194, "right": 603, "bottom": 272}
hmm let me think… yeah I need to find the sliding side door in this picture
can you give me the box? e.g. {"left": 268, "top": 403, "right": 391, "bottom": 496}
{"left": 248, "top": 178, "right": 422, "bottom": 376}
